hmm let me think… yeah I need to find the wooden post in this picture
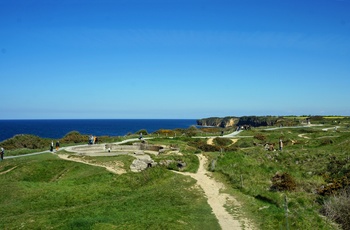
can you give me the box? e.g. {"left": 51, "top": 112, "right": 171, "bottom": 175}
{"left": 284, "top": 195, "right": 289, "bottom": 230}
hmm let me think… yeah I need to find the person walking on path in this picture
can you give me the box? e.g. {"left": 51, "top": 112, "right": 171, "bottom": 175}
{"left": 50, "top": 141, "right": 54, "bottom": 152}
{"left": 1, "top": 147, "right": 4, "bottom": 160}
{"left": 56, "top": 141, "right": 60, "bottom": 151}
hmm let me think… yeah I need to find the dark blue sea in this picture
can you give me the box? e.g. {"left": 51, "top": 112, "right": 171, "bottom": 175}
{"left": 0, "top": 119, "right": 197, "bottom": 142}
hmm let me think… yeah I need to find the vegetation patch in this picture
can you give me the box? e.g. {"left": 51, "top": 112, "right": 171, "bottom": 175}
{"left": 271, "top": 172, "right": 297, "bottom": 192}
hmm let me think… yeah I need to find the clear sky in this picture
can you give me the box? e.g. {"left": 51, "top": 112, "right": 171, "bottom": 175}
{"left": 1, "top": 0, "right": 349, "bottom": 119}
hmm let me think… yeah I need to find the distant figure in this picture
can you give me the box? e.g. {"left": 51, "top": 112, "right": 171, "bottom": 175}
{"left": 89, "top": 135, "right": 93, "bottom": 145}
{"left": 1, "top": 147, "right": 4, "bottom": 160}
{"left": 279, "top": 139, "right": 283, "bottom": 151}
{"left": 139, "top": 132, "right": 143, "bottom": 140}
{"left": 56, "top": 141, "right": 60, "bottom": 151}
{"left": 50, "top": 141, "right": 54, "bottom": 152}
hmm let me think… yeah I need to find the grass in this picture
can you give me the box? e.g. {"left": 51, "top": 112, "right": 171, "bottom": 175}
{"left": 1, "top": 120, "right": 350, "bottom": 229}
{"left": 0, "top": 153, "right": 219, "bottom": 230}
{"left": 206, "top": 126, "right": 350, "bottom": 229}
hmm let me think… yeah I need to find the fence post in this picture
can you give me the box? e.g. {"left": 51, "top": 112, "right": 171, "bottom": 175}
{"left": 284, "top": 194, "right": 289, "bottom": 230}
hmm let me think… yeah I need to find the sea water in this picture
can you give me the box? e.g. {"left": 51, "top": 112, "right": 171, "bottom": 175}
{"left": 0, "top": 119, "right": 197, "bottom": 142}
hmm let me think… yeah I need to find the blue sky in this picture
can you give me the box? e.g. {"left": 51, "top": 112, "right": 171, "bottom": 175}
{"left": 1, "top": 0, "right": 349, "bottom": 119}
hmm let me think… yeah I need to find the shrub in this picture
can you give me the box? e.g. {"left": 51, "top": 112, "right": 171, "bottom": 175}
{"left": 61, "top": 131, "right": 88, "bottom": 143}
{"left": 185, "top": 126, "right": 199, "bottom": 137}
{"left": 318, "top": 175, "right": 350, "bottom": 196}
{"left": 320, "top": 138, "right": 334, "bottom": 146}
{"left": 136, "top": 129, "right": 148, "bottom": 135}
{"left": 322, "top": 187, "right": 350, "bottom": 230}
{"left": 199, "top": 144, "right": 220, "bottom": 152}
{"left": 271, "top": 172, "right": 297, "bottom": 192}
{"left": 237, "top": 139, "right": 254, "bottom": 148}
{"left": 154, "top": 129, "right": 175, "bottom": 136}
{"left": 254, "top": 133, "right": 266, "bottom": 141}
{"left": 213, "top": 137, "right": 232, "bottom": 147}
{"left": 0, "top": 134, "right": 50, "bottom": 150}
{"left": 200, "top": 127, "right": 221, "bottom": 133}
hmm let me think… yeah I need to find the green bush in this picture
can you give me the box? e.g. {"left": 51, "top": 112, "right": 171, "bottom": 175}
{"left": 60, "top": 131, "right": 88, "bottom": 144}
{"left": 135, "top": 129, "right": 148, "bottom": 135}
{"left": 0, "top": 134, "right": 50, "bottom": 150}
{"left": 213, "top": 137, "right": 232, "bottom": 147}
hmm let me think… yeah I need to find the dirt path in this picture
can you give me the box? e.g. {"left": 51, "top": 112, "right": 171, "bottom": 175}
{"left": 207, "top": 138, "right": 238, "bottom": 145}
{"left": 298, "top": 133, "right": 310, "bottom": 139}
{"left": 0, "top": 166, "right": 17, "bottom": 175}
{"left": 177, "top": 154, "right": 253, "bottom": 230}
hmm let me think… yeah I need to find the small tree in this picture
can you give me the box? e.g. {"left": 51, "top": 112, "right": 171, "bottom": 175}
{"left": 135, "top": 129, "right": 148, "bottom": 135}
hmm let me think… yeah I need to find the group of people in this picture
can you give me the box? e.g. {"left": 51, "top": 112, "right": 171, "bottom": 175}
{"left": 88, "top": 135, "right": 98, "bottom": 145}
{"left": 50, "top": 141, "right": 60, "bottom": 152}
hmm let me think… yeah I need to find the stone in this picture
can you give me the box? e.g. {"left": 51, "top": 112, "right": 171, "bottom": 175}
{"left": 130, "top": 159, "right": 148, "bottom": 172}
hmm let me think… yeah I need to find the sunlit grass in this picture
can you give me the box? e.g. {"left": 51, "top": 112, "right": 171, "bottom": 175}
{"left": 0, "top": 154, "right": 219, "bottom": 230}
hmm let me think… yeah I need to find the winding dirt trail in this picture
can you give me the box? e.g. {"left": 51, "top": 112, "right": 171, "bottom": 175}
{"left": 177, "top": 154, "right": 253, "bottom": 230}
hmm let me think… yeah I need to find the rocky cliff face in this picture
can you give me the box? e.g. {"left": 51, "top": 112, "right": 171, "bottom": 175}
{"left": 196, "top": 117, "right": 239, "bottom": 128}
{"left": 197, "top": 116, "right": 281, "bottom": 128}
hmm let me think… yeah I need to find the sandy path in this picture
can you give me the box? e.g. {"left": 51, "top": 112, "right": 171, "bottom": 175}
{"left": 298, "top": 134, "right": 310, "bottom": 139}
{"left": 207, "top": 138, "right": 238, "bottom": 145}
{"left": 178, "top": 154, "right": 252, "bottom": 230}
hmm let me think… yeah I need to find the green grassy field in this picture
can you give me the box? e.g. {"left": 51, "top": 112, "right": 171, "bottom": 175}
{"left": 0, "top": 154, "right": 219, "bottom": 230}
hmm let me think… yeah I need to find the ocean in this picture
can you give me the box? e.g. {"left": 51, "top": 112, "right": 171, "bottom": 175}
{"left": 0, "top": 119, "right": 197, "bottom": 142}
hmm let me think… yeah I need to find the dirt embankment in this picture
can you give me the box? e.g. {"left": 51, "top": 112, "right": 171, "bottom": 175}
{"left": 57, "top": 154, "right": 126, "bottom": 174}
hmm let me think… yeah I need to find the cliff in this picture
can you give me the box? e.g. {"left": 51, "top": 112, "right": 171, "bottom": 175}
{"left": 196, "top": 117, "right": 239, "bottom": 128}
{"left": 197, "top": 116, "right": 282, "bottom": 128}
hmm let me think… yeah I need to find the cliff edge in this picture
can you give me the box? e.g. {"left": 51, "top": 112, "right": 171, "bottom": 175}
{"left": 197, "top": 116, "right": 287, "bottom": 128}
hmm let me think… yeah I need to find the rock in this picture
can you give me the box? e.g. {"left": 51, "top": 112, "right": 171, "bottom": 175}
{"left": 130, "top": 154, "right": 158, "bottom": 172}
{"left": 130, "top": 159, "right": 148, "bottom": 172}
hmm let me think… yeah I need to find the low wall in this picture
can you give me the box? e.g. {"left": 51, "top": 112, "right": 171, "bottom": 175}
{"left": 69, "top": 143, "right": 164, "bottom": 154}
{"left": 107, "top": 143, "right": 163, "bottom": 152}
